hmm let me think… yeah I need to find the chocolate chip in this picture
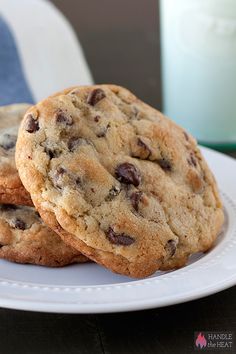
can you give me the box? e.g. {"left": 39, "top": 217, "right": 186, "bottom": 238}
{"left": 55, "top": 110, "right": 73, "bottom": 126}
{"left": 157, "top": 158, "right": 172, "bottom": 171}
{"left": 75, "top": 177, "right": 82, "bottom": 186}
{"left": 0, "top": 134, "right": 17, "bottom": 150}
{"left": 68, "top": 137, "right": 80, "bottom": 151}
{"left": 25, "top": 114, "right": 39, "bottom": 133}
{"left": 130, "top": 191, "right": 143, "bottom": 212}
{"left": 55, "top": 167, "right": 66, "bottom": 176}
{"left": 115, "top": 163, "right": 141, "bottom": 187}
{"left": 53, "top": 167, "right": 66, "bottom": 189}
{"left": 45, "top": 148, "right": 54, "bottom": 159}
{"left": 68, "top": 137, "right": 91, "bottom": 151}
{"left": 96, "top": 130, "right": 106, "bottom": 138}
{"left": 165, "top": 239, "right": 177, "bottom": 257}
{"left": 105, "top": 186, "right": 121, "bottom": 201}
{"left": 13, "top": 218, "right": 26, "bottom": 230}
{"left": 187, "top": 153, "right": 197, "bottom": 167}
{"left": 96, "top": 123, "right": 110, "bottom": 138}
{"left": 87, "top": 89, "right": 106, "bottom": 106}
{"left": 45, "top": 147, "right": 61, "bottom": 159}
{"left": 106, "top": 227, "right": 135, "bottom": 246}
{"left": 94, "top": 115, "right": 101, "bottom": 122}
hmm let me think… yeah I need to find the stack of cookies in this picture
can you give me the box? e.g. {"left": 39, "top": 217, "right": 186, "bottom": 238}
{"left": 0, "top": 104, "right": 87, "bottom": 267}
{"left": 0, "top": 85, "right": 224, "bottom": 278}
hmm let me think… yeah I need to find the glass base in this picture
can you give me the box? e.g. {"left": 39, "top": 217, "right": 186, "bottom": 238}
{"left": 198, "top": 140, "right": 236, "bottom": 152}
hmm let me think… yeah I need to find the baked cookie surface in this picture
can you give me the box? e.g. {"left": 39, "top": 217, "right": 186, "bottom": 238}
{"left": 16, "top": 85, "right": 224, "bottom": 277}
{"left": 0, "top": 104, "right": 32, "bottom": 205}
{"left": 0, "top": 204, "right": 87, "bottom": 266}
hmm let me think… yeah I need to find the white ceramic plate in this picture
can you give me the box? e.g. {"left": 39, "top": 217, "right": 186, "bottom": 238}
{"left": 0, "top": 147, "right": 235, "bottom": 313}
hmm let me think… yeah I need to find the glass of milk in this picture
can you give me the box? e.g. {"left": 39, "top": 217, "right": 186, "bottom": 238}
{"left": 160, "top": 0, "right": 236, "bottom": 150}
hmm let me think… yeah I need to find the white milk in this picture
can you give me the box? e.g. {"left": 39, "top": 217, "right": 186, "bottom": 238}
{"left": 160, "top": 0, "right": 236, "bottom": 146}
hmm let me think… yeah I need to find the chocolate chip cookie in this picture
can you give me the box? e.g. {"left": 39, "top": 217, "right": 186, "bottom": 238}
{"left": 16, "top": 85, "right": 224, "bottom": 277}
{"left": 0, "top": 104, "right": 32, "bottom": 205}
{"left": 0, "top": 204, "right": 87, "bottom": 266}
